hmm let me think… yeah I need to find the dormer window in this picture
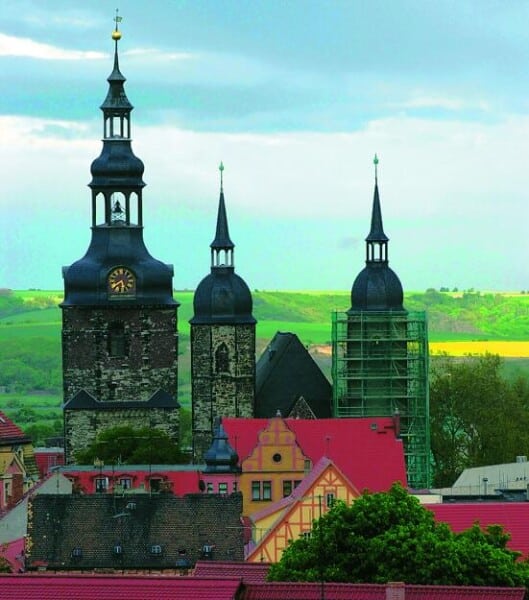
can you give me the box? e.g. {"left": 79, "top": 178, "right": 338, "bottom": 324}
{"left": 113, "top": 544, "right": 123, "bottom": 556}
{"left": 149, "top": 544, "right": 163, "bottom": 556}
{"left": 201, "top": 544, "right": 214, "bottom": 559}
{"left": 71, "top": 547, "right": 83, "bottom": 559}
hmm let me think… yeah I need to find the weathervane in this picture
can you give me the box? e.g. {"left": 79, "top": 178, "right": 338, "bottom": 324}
{"left": 219, "top": 161, "right": 224, "bottom": 191}
{"left": 374, "top": 153, "right": 379, "bottom": 182}
{"left": 112, "top": 8, "right": 123, "bottom": 40}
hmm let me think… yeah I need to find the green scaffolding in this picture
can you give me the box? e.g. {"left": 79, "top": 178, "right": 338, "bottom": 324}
{"left": 332, "top": 310, "right": 431, "bottom": 489}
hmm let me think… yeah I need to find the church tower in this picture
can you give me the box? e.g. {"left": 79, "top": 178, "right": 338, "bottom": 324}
{"left": 190, "top": 164, "right": 256, "bottom": 461}
{"left": 331, "top": 156, "right": 430, "bottom": 488}
{"left": 61, "top": 20, "right": 180, "bottom": 463}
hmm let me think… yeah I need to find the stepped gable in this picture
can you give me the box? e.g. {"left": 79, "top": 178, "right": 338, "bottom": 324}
{"left": 26, "top": 493, "right": 244, "bottom": 570}
{"left": 255, "top": 332, "right": 332, "bottom": 418}
{"left": 428, "top": 502, "right": 529, "bottom": 557}
{"left": 222, "top": 416, "right": 406, "bottom": 492}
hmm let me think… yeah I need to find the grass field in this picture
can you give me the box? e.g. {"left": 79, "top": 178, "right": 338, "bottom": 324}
{"left": 3, "top": 288, "right": 529, "bottom": 442}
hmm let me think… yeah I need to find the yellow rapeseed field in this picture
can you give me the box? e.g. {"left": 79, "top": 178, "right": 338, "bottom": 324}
{"left": 430, "top": 341, "right": 529, "bottom": 357}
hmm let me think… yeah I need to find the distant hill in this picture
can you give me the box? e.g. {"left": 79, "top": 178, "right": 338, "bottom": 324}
{"left": 2, "top": 288, "right": 529, "bottom": 444}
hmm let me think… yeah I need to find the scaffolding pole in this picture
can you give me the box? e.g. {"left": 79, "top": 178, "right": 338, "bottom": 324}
{"left": 332, "top": 310, "right": 430, "bottom": 488}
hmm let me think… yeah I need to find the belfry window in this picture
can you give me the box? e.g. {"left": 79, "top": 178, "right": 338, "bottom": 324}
{"left": 108, "top": 322, "right": 127, "bottom": 357}
{"left": 215, "top": 343, "right": 230, "bottom": 374}
{"left": 111, "top": 193, "right": 126, "bottom": 225}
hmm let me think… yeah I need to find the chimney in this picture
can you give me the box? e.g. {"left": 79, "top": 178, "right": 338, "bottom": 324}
{"left": 386, "top": 582, "right": 405, "bottom": 600}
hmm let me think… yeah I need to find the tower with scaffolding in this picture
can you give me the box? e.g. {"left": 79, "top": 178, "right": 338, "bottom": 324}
{"left": 332, "top": 157, "right": 430, "bottom": 488}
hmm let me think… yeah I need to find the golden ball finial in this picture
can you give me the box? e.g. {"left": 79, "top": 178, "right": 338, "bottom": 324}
{"left": 112, "top": 29, "right": 122, "bottom": 41}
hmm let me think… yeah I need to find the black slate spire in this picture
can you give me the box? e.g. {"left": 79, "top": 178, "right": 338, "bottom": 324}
{"left": 100, "top": 21, "right": 133, "bottom": 114}
{"left": 349, "top": 155, "right": 404, "bottom": 311}
{"left": 366, "top": 155, "right": 389, "bottom": 244}
{"left": 203, "top": 418, "right": 240, "bottom": 473}
{"left": 211, "top": 162, "right": 235, "bottom": 265}
{"left": 61, "top": 15, "right": 176, "bottom": 307}
{"left": 191, "top": 164, "right": 255, "bottom": 324}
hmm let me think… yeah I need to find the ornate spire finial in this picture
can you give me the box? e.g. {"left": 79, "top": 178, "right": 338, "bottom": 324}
{"left": 219, "top": 161, "right": 224, "bottom": 192}
{"left": 112, "top": 8, "right": 122, "bottom": 41}
{"left": 373, "top": 153, "right": 379, "bottom": 182}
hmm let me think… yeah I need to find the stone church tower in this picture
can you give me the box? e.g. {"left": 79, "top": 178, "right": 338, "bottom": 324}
{"left": 332, "top": 156, "right": 430, "bottom": 488}
{"left": 61, "top": 25, "right": 179, "bottom": 463}
{"left": 190, "top": 164, "right": 256, "bottom": 461}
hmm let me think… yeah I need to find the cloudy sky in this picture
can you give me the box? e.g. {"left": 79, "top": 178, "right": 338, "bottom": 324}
{"left": 1, "top": 0, "right": 528, "bottom": 292}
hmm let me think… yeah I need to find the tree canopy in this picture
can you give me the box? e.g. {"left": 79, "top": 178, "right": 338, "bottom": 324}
{"left": 268, "top": 483, "right": 529, "bottom": 589}
{"left": 430, "top": 353, "right": 529, "bottom": 487}
{"left": 74, "top": 425, "right": 186, "bottom": 465}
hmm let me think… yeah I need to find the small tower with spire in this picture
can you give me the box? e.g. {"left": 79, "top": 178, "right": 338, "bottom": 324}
{"left": 331, "top": 156, "right": 430, "bottom": 488}
{"left": 61, "top": 16, "right": 180, "bottom": 463}
{"left": 190, "top": 164, "right": 256, "bottom": 462}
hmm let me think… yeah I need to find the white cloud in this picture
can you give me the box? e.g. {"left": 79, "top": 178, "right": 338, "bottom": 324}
{"left": 123, "top": 47, "right": 195, "bottom": 62}
{"left": 0, "top": 33, "right": 105, "bottom": 60}
{"left": 1, "top": 112, "right": 528, "bottom": 290}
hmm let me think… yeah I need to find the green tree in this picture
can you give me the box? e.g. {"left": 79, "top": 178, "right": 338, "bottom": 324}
{"left": 268, "top": 483, "right": 529, "bottom": 588}
{"left": 430, "top": 353, "right": 529, "bottom": 487}
{"left": 74, "top": 425, "right": 186, "bottom": 465}
{"left": 0, "top": 555, "right": 11, "bottom": 573}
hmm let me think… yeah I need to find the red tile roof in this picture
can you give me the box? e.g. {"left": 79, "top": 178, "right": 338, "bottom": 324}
{"left": 1, "top": 537, "right": 24, "bottom": 572}
{"left": 0, "top": 575, "right": 523, "bottom": 600}
{"left": 223, "top": 417, "right": 406, "bottom": 491}
{"left": 242, "top": 582, "right": 385, "bottom": 599}
{"left": 405, "top": 586, "right": 525, "bottom": 599}
{"left": 194, "top": 560, "right": 270, "bottom": 583}
{"left": 0, "top": 411, "right": 25, "bottom": 442}
{"left": 0, "top": 574, "right": 242, "bottom": 600}
{"left": 242, "top": 583, "right": 525, "bottom": 600}
{"left": 428, "top": 502, "right": 529, "bottom": 558}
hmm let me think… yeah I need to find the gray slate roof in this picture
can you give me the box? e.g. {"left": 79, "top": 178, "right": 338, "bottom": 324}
{"left": 255, "top": 332, "right": 332, "bottom": 418}
{"left": 27, "top": 492, "right": 244, "bottom": 570}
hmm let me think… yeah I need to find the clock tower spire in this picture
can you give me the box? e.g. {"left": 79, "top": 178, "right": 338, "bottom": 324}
{"left": 61, "top": 19, "right": 180, "bottom": 463}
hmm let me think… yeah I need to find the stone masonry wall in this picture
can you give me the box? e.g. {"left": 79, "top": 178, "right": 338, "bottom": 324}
{"left": 62, "top": 306, "right": 178, "bottom": 403}
{"left": 191, "top": 323, "right": 255, "bottom": 461}
{"left": 65, "top": 406, "right": 180, "bottom": 463}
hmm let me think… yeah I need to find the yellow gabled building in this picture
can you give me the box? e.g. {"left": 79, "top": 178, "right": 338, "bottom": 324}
{"left": 247, "top": 456, "right": 360, "bottom": 563}
{"left": 238, "top": 417, "right": 311, "bottom": 516}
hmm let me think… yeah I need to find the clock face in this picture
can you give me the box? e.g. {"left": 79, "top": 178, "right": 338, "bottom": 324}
{"left": 108, "top": 267, "right": 136, "bottom": 296}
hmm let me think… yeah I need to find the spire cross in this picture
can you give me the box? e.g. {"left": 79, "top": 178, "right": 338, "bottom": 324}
{"left": 374, "top": 153, "right": 379, "bottom": 182}
{"left": 219, "top": 161, "right": 224, "bottom": 192}
{"left": 114, "top": 8, "right": 122, "bottom": 31}
{"left": 112, "top": 9, "right": 123, "bottom": 44}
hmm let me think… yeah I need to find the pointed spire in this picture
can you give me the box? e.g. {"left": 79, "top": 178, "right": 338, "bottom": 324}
{"left": 101, "top": 10, "right": 132, "bottom": 112}
{"left": 366, "top": 153, "right": 388, "bottom": 243}
{"left": 211, "top": 162, "right": 235, "bottom": 251}
{"left": 203, "top": 417, "right": 240, "bottom": 473}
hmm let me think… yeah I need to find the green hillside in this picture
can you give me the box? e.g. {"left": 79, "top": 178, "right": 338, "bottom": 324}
{"left": 2, "top": 287, "right": 529, "bottom": 444}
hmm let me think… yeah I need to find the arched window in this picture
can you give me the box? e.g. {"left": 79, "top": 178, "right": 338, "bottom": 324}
{"left": 215, "top": 343, "right": 230, "bottom": 374}
{"left": 108, "top": 322, "right": 127, "bottom": 357}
